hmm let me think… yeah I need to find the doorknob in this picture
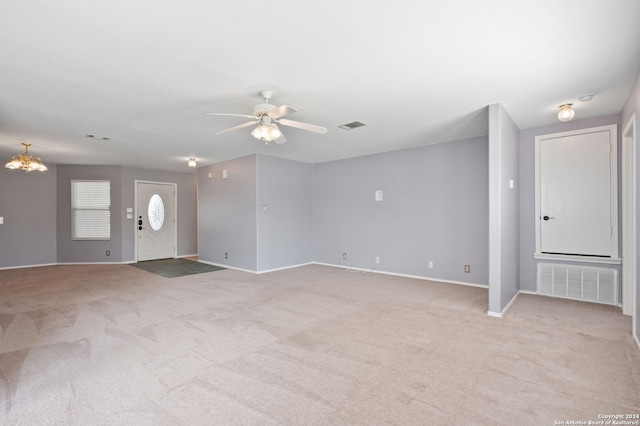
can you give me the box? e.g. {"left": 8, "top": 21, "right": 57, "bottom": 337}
{"left": 543, "top": 215, "right": 555, "bottom": 221}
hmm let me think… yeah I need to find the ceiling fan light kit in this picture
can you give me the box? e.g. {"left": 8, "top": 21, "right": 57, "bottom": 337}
{"left": 207, "top": 90, "right": 327, "bottom": 144}
{"left": 251, "top": 122, "right": 283, "bottom": 144}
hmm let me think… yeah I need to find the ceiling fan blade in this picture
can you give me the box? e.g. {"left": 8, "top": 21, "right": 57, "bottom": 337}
{"left": 267, "top": 105, "right": 297, "bottom": 119}
{"left": 275, "top": 133, "right": 287, "bottom": 144}
{"left": 207, "top": 113, "right": 256, "bottom": 119}
{"left": 278, "top": 118, "right": 328, "bottom": 134}
{"left": 216, "top": 120, "right": 259, "bottom": 135}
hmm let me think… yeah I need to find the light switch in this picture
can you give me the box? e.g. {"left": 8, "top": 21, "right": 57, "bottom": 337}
{"left": 509, "top": 179, "right": 515, "bottom": 189}
{"left": 375, "top": 190, "right": 383, "bottom": 201}
{"left": 0, "top": 216, "right": 3, "bottom": 224}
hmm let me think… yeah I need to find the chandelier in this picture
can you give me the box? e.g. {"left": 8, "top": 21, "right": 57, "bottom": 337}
{"left": 4, "top": 142, "right": 48, "bottom": 172}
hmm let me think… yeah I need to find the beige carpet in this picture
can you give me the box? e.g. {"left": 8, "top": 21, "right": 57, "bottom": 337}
{"left": 0, "top": 263, "right": 638, "bottom": 425}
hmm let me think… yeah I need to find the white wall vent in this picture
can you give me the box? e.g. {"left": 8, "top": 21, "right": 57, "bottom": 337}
{"left": 537, "top": 263, "right": 618, "bottom": 306}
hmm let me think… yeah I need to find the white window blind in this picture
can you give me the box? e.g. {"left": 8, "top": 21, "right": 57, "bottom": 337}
{"left": 71, "top": 180, "right": 111, "bottom": 240}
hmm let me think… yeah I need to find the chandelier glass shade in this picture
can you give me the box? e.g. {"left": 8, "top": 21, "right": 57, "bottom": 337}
{"left": 251, "top": 123, "right": 283, "bottom": 143}
{"left": 5, "top": 143, "right": 48, "bottom": 172}
{"left": 557, "top": 104, "right": 575, "bottom": 122}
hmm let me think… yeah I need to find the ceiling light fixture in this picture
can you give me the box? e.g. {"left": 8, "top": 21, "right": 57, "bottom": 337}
{"left": 188, "top": 158, "right": 197, "bottom": 168}
{"left": 5, "top": 142, "right": 48, "bottom": 172}
{"left": 557, "top": 104, "right": 575, "bottom": 122}
{"left": 251, "top": 118, "right": 283, "bottom": 145}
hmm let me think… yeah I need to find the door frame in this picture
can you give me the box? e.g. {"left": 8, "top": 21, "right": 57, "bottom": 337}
{"left": 622, "top": 115, "right": 637, "bottom": 323}
{"left": 134, "top": 180, "right": 178, "bottom": 262}
{"left": 534, "top": 124, "right": 619, "bottom": 262}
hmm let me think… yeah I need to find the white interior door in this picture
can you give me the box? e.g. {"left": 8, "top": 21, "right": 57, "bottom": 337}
{"left": 136, "top": 182, "right": 176, "bottom": 261}
{"left": 536, "top": 126, "right": 617, "bottom": 257}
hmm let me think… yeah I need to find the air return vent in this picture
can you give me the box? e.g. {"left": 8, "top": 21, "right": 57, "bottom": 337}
{"left": 338, "top": 121, "right": 366, "bottom": 130}
{"left": 537, "top": 263, "right": 618, "bottom": 306}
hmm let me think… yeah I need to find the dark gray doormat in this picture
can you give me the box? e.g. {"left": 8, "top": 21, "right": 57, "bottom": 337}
{"left": 131, "top": 258, "right": 226, "bottom": 278}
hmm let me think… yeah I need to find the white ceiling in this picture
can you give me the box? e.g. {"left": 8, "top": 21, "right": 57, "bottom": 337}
{"left": 1, "top": 1, "right": 640, "bottom": 172}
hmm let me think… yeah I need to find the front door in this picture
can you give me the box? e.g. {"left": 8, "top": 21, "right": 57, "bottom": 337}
{"left": 136, "top": 182, "right": 176, "bottom": 261}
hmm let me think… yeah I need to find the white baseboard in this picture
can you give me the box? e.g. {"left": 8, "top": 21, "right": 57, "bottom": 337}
{"left": 1, "top": 261, "right": 135, "bottom": 269}
{"left": 196, "top": 260, "right": 255, "bottom": 274}
{"left": 197, "top": 260, "right": 315, "bottom": 275}
{"left": 1, "top": 255, "right": 198, "bottom": 270}
{"left": 635, "top": 334, "right": 640, "bottom": 353}
{"left": 257, "top": 262, "right": 314, "bottom": 274}
{"left": 0, "top": 262, "right": 57, "bottom": 271}
{"left": 177, "top": 253, "right": 198, "bottom": 259}
{"left": 313, "top": 262, "right": 488, "bottom": 288}
{"left": 487, "top": 291, "right": 519, "bottom": 318}
{"left": 57, "top": 261, "right": 134, "bottom": 266}
{"left": 487, "top": 290, "right": 538, "bottom": 318}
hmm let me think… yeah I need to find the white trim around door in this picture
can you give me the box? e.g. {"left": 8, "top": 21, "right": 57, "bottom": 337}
{"left": 135, "top": 180, "right": 178, "bottom": 262}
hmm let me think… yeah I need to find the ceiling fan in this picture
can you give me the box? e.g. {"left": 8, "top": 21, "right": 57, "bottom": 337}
{"left": 207, "top": 90, "right": 328, "bottom": 144}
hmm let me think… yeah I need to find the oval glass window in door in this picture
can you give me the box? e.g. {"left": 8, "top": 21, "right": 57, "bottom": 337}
{"left": 148, "top": 194, "right": 165, "bottom": 231}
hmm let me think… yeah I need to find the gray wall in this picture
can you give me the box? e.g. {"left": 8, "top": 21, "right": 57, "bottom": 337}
{"left": 518, "top": 114, "right": 622, "bottom": 292}
{"left": 256, "top": 155, "right": 313, "bottom": 272}
{"left": 488, "top": 104, "right": 520, "bottom": 314}
{"left": 57, "top": 165, "right": 123, "bottom": 263}
{"left": 0, "top": 165, "right": 58, "bottom": 268}
{"left": 621, "top": 67, "right": 640, "bottom": 345}
{"left": 198, "top": 155, "right": 258, "bottom": 271}
{"left": 312, "top": 136, "right": 489, "bottom": 285}
{"left": 55, "top": 165, "right": 197, "bottom": 264}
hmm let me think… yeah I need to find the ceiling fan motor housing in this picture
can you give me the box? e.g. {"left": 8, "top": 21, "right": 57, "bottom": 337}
{"left": 253, "top": 103, "right": 277, "bottom": 116}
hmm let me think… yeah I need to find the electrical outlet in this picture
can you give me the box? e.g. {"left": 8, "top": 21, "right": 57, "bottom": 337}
{"left": 375, "top": 256, "right": 380, "bottom": 264}
{"left": 428, "top": 261, "right": 433, "bottom": 269}
{"left": 225, "top": 252, "right": 228, "bottom": 259}
{"left": 464, "top": 265, "right": 471, "bottom": 273}
{"left": 106, "top": 250, "right": 110, "bottom": 256}
{"left": 342, "top": 252, "right": 347, "bottom": 261}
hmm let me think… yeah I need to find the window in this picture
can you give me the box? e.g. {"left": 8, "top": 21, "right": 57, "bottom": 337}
{"left": 147, "top": 194, "right": 165, "bottom": 231}
{"left": 71, "top": 180, "right": 111, "bottom": 240}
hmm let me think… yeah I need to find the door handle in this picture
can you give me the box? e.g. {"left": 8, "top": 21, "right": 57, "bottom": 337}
{"left": 542, "top": 215, "right": 555, "bottom": 221}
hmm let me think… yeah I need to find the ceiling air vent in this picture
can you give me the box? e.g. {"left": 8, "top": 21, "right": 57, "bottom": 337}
{"left": 338, "top": 121, "right": 366, "bottom": 130}
{"left": 85, "top": 134, "right": 110, "bottom": 140}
